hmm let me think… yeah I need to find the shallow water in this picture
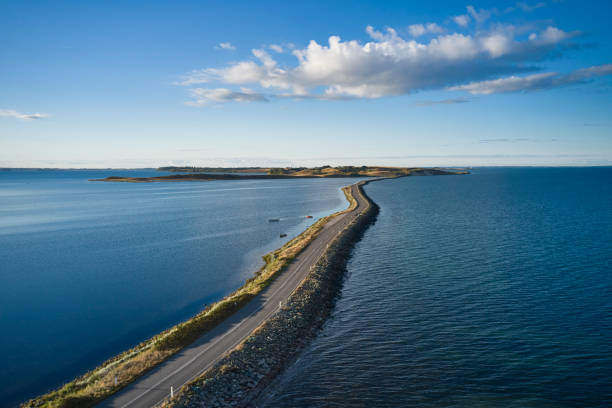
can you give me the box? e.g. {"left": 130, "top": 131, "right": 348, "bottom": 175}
{"left": 0, "top": 169, "right": 360, "bottom": 406}
{"left": 263, "top": 168, "right": 612, "bottom": 408}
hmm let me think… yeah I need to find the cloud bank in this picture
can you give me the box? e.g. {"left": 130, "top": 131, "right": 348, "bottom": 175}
{"left": 179, "top": 6, "right": 610, "bottom": 104}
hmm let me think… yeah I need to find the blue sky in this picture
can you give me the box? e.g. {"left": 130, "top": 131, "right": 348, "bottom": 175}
{"left": 1, "top": 0, "right": 611, "bottom": 167}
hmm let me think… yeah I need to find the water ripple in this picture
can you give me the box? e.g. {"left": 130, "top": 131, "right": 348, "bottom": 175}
{"left": 263, "top": 168, "right": 612, "bottom": 408}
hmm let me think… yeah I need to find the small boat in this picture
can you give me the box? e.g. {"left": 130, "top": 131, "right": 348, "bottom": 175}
{"left": 268, "top": 218, "right": 280, "bottom": 222}
{"left": 305, "top": 215, "right": 313, "bottom": 219}
{"left": 280, "top": 233, "right": 287, "bottom": 238}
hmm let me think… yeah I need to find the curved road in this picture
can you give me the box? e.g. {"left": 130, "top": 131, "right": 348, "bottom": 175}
{"left": 98, "top": 181, "right": 371, "bottom": 408}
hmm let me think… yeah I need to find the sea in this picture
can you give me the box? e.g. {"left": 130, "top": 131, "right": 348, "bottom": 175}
{"left": 0, "top": 169, "right": 361, "bottom": 406}
{"left": 261, "top": 167, "right": 612, "bottom": 408}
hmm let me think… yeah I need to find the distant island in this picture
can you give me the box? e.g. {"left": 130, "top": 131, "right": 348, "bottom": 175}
{"left": 158, "top": 166, "right": 272, "bottom": 173}
{"left": 91, "top": 166, "right": 468, "bottom": 182}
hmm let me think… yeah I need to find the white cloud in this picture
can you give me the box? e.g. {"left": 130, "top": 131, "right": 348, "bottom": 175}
{"left": 0, "top": 109, "right": 49, "bottom": 120}
{"left": 449, "top": 72, "right": 557, "bottom": 94}
{"left": 538, "top": 26, "right": 570, "bottom": 43}
{"left": 453, "top": 14, "right": 470, "bottom": 27}
{"left": 408, "top": 24, "right": 426, "bottom": 37}
{"left": 365, "top": 25, "right": 398, "bottom": 41}
{"left": 190, "top": 25, "right": 574, "bottom": 98}
{"left": 467, "top": 5, "right": 492, "bottom": 23}
{"left": 448, "top": 64, "right": 612, "bottom": 94}
{"left": 426, "top": 23, "right": 444, "bottom": 34}
{"left": 408, "top": 23, "right": 444, "bottom": 37}
{"left": 269, "top": 44, "right": 284, "bottom": 53}
{"left": 216, "top": 42, "right": 236, "bottom": 50}
{"left": 571, "top": 64, "right": 612, "bottom": 77}
{"left": 516, "top": 2, "right": 546, "bottom": 12}
{"left": 178, "top": 18, "right": 592, "bottom": 103}
{"left": 481, "top": 32, "right": 513, "bottom": 57}
{"left": 186, "top": 87, "right": 268, "bottom": 105}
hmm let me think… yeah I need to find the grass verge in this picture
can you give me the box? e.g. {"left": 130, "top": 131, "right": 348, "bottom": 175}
{"left": 23, "top": 185, "right": 359, "bottom": 408}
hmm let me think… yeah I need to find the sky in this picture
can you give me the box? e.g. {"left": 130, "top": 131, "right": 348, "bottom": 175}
{"left": 1, "top": 0, "right": 611, "bottom": 168}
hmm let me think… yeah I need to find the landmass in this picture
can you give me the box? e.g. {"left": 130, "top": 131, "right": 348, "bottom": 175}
{"left": 91, "top": 166, "right": 468, "bottom": 182}
{"left": 158, "top": 166, "right": 272, "bottom": 173}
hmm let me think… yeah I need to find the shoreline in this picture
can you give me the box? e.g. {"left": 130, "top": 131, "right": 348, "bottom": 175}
{"left": 161, "top": 180, "right": 380, "bottom": 408}
{"left": 23, "top": 181, "right": 366, "bottom": 408}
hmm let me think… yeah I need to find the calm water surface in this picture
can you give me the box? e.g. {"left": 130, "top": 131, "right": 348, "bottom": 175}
{"left": 0, "top": 170, "right": 360, "bottom": 406}
{"left": 263, "top": 168, "right": 612, "bottom": 408}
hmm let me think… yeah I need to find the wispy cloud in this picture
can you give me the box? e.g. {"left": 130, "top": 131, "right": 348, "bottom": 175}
{"left": 515, "top": 2, "right": 546, "bottom": 12}
{"left": 457, "top": 3, "right": 545, "bottom": 26}
{"left": 0, "top": 109, "right": 49, "bottom": 120}
{"left": 414, "top": 98, "right": 470, "bottom": 107}
{"left": 408, "top": 23, "right": 445, "bottom": 37}
{"left": 175, "top": 69, "right": 212, "bottom": 86}
{"left": 449, "top": 64, "right": 612, "bottom": 94}
{"left": 185, "top": 87, "right": 268, "bottom": 105}
{"left": 215, "top": 42, "right": 236, "bottom": 50}
{"left": 453, "top": 14, "right": 470, "bottom": 27}
{"left": 269, "top": 44, "right": 284, "bottom": 53}
{"left": 467, "top": 5, "right": 492, "bottom": 24}
{"left": 479, "top": 138, "right": 530, "bottom": 143}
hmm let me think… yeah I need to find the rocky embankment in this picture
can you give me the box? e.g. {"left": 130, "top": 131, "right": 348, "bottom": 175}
{"left": 163, "top": 181, "right": 380, "bottom": 408}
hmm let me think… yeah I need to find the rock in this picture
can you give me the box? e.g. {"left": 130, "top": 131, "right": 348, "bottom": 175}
{"left": 165, "top": 184, "right": 379, "bottom": 408}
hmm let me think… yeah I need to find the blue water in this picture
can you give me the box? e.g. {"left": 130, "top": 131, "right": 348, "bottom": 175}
{"left": 263, "top": 168, "right": 612, "bottom": 408}
{"left": 0, "top": 170, "right": 361, "bottom": 406}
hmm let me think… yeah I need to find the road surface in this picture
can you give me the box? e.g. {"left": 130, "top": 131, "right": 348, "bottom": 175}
{"left": 98, "top": 181, "right": 371, "bottom": 408}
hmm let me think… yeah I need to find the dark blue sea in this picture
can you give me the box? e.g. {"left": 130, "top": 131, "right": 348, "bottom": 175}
{"left": 0, "top": 169, "right": 360, "bottom": 406}
{"left": 263, "top": 167, "right": 612, "bottom": 408}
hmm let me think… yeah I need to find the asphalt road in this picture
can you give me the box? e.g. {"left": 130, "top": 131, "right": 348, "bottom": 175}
{"left": 98, "top": 182, "right": 370, "bottom": 408}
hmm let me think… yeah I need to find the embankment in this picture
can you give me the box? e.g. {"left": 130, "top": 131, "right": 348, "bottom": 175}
{"left": 23, "top": 184, "right": 362, "bottom": 408}
{"left": 162, "top": 180, "right": 380, "bottom": 408}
